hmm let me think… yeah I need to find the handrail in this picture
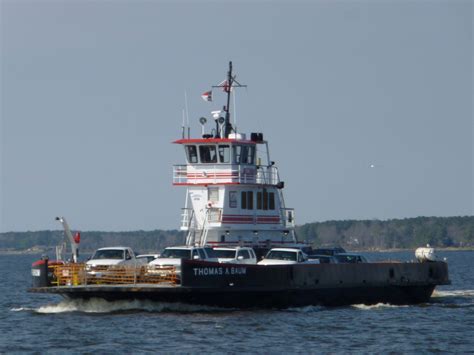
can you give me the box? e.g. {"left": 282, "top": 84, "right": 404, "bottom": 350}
{"left": 173, "top": 164, "right": 280, "bottom": 185}
{"left": 51, "top": 263, "right": 179, "bottom": 286}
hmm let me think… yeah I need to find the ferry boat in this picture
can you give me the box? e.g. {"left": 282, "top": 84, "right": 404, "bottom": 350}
{"left": 29, "top": 63, "right": 450, "bottom": 308}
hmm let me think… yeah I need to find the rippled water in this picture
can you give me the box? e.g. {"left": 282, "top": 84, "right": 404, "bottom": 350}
{"left": 1, "top": 251, "right": 473, "bottom": 353}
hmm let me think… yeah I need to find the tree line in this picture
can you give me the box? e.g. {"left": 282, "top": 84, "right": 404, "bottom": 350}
{"left": 1, "top": 216, "right": 473, "bottom": 253}
{"left": 295, "top": 216, "right": 474, "bottom": 250}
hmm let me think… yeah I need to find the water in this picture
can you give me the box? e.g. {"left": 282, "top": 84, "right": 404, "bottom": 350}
{"left": 2, "top": 251, "right": 473, "bottom": 353}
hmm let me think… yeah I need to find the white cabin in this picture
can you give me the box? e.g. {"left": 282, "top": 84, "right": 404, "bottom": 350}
{"left": 174, "top": 62, "right": 297, "bottom": 249}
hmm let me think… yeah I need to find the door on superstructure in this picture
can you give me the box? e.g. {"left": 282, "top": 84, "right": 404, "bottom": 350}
{"left": 208, "top": 187, "right": 221, "bottom": 223}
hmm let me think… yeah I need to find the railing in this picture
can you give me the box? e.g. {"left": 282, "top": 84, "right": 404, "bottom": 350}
{"left": 173, "top": 164, "right": 280, "bottom": 185}
{"left": 181, "top": 207, "right": 222, "bottom": 230}
{"left": 208, "top": 208, "right": 222, "bottom": 223}
{"left": 180, "top": 208, "right": 194, "bottom": 231}
{"left": 50, "top": 263, "right": 178, "bottom": 286}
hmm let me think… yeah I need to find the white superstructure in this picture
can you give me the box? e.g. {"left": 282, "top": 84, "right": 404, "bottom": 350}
{"left": 175, "top": 62, "right": 297, "bottom": 249}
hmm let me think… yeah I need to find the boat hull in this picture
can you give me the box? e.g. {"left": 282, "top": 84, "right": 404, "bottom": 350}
{"left": 29, "top": 260, "right": 450, "bottom": 308}
{"left": 31, "top": 284, "right": 436, "bottom": 308}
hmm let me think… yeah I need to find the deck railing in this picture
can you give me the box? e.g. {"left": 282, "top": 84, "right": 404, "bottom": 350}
{"left": 182, "top": 207, "right": 294, "bottom": 228}
{"left": 173, "top": 164, "right": 280, "bottom": 185}
{"left": 50, "top": 263, "right": 178, "bottom": 286}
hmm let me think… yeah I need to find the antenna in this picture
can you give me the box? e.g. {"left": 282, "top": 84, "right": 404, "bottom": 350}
{"left": 181, "top": 109, "right": 186, "bottom": 139}
{"left": 184, "top": 90, "right": 190, "bottom": 138}
{"left": 212, "top": 61, "right": 246, "bottom": 138}
{"left": 233, "top": 89, "right": 237, "bottom": 133}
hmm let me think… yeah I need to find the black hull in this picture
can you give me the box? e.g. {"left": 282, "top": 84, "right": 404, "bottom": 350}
{"left": 44, "top": 285, "right": 435, "bottom": 308}
{"left": 29, "top": 260, "right": 450, "bottom": 308}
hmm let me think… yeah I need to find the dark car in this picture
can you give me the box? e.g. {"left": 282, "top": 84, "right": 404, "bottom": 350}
{"left": 311, "top": 247, "right": 346, "bottom": 256}
{"left": 334, "top": 253, "right": 368, "bottom": 263}
{"left": 308, "top": 254, "right": 339, "bottom": 264}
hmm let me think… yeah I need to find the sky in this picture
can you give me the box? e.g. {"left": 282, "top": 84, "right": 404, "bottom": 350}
{"left": 1, "top": 0, "right": 472, "bottom": 232}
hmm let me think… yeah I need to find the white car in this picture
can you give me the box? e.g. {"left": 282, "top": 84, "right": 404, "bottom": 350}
{"left": 258, "top": 248, "right": 320, "bottom": 265}
{"left": 209, "top": 247, "right": 257, "bottom": 264}
{"left": 85, "top": 247, "right": 147, "bottom": 276}
{"left": 136, "top": 254, "right": 160, "bottom": 263}
{"left": 147, "top": 246, "right": 210, "bottom": 274}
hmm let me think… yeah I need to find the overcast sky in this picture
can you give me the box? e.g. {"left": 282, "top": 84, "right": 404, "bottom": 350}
{"left": 1, "top": 0, "right": 472, "bottom": 232}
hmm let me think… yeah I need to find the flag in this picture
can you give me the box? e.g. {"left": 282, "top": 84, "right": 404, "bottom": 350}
{"left": 218, "top": 80, "right": 231, "bottom": 93}
{"left": 201, "top": 90, "right": 212, "bottom": 102}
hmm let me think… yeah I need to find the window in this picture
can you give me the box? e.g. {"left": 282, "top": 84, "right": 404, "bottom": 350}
{"left": 197, "top": 249, "right": 206, "bottom": 259}
{"left": 241, "top": 146, "right": 249, "bottom": 164}
{"left": 257, "top": 189, "right": 275, "bottom": 210}
{"left": 247, "top": 146, "right": 255, "bottom": 165}
{"left": 199, "top": 145, "right": 217, "bottom": 163}
{"left": 208, "top": 188, "right": 219, "bottom": 203}
{"left": 218, "top": 145, "right": 230, "bottom": 163}
{"left": 241, "top": 191, "right": 247, "bottom": 209}
{"left": 263, "top": 189, "right": 268, "bottom": 210}
{"left": 247, "top": 191, "right": 254, "bottom": 210}
{"left": 269, "top": 192, "right": 275, "bottom": 210}
{"left": 186, "top": 145, "right": 198, "bottom": 163}
{"left": 241, "top": 191, "right": 254, "bottom": 210}
{"left": 233, "top": 145, "right": 242, "bottom": 164}
{"left": 238, "top": 249, "right": 250, "bottom": 259}
{"left": 229, "top": 191, "right": 237, "bottom": 208}
{"left": 297, "top": 252, "right": 304, "bottom": 263}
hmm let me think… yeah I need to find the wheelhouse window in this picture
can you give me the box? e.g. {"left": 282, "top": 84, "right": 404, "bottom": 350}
{"left": 233, "top": 145, "right": 242, "bottom": 164}
{"left": 240, "top": 146, "right": 249, "bottom": 164}
{"left": 199, "top": 145, "right": 217, "bottom": 163}
{"left": 248, "top": 146, "right": 255, "bottom": 164}
{"left": 218, "top": 145, "right": 230, "bottom": 163}
{"left": 241, "top": 146, "right": 255, "bottom": 164}
{"left": 186, "top": 145, "right": 198, "bottom": 163}
{"left": 233, "top": 145, "right": 255, "bottom": 165}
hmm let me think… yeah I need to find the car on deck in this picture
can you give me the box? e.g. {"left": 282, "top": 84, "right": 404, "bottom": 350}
{"left": 136, "top": 254, "right": 160, "bottom": 263}
{"left": 85, "top": 247, "right": 147, "bottom": 276}
{"left": 147, "top": 246, "right": 211, "bottom": 274}
{"left": 208, "top": 247, "right": 257, "bottom": 264}
{"left": 334, "top": 253, "right": 368, "bottom": 263}
{"left": 310, "top": 247, "right": 346, "bottom": 256}
{"left": 258, "top": 248, "right": 320, "bottom": 265}
{"left": 308, "top": 255, "right": 339, "bottom": 264}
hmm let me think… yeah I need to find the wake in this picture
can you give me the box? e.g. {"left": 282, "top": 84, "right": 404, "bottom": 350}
{"left": 432, "top": 289, "right": 474, "bottom": 298}
{"left": 11, "top": 299, "right": 235, "bottom": 314}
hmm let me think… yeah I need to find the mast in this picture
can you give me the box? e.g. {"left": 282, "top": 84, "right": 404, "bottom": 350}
{"left": 213, "top": 61, "right": 246, "bottom": 138}
{"left": 224, "top": 61, "right": 233, "bottom": 138}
